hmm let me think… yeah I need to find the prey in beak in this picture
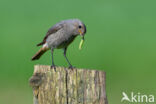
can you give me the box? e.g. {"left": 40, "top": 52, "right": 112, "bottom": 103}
{"left": 78, "top": 24, "right": 86, "bottom": 50}
{"left": 78, "top": 29, "right": 84, "bottom": 40}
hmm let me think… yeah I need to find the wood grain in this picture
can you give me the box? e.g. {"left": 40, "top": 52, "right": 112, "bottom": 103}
{"left": 29, "top": 65, "right": 108, "bottom": 104}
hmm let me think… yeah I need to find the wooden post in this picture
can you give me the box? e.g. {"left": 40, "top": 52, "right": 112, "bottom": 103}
{"left": 29, "top": 65, "right": 108, "bottom": 104}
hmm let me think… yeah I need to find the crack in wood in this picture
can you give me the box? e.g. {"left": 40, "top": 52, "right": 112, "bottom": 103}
{"left": 65, "top": 69, "right": 69, "bottom": 104}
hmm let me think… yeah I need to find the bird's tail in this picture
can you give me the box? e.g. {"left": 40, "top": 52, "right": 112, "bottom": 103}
{"left": 31, "top": 47, "right": 48, "bottom": 61}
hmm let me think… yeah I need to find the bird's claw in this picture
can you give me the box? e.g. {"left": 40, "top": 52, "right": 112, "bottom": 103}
{"left": 68, "top": 65, "right": 75, "bottom": 70}
{"left": 51, "top": 65, "right": 56, "bottom": 72}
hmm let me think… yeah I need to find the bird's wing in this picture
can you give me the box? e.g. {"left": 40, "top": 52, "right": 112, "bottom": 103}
{"left": 37, "top": 23, "right": 63, "bottom": 46}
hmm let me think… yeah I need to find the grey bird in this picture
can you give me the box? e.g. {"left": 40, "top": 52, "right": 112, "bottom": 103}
{"left": 31, "top": 19, "right": 86, "bottom": 70}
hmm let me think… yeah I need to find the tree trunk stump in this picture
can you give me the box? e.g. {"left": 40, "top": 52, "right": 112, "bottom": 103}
{"left": 29, "top": 65, "right": 108, "bottom": 104}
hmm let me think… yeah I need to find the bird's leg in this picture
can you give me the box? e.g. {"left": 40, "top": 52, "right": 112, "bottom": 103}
{"left": 63, "top": 47, "right": 74, "bottom": 69}
{"left": 51, "top": 48, "right": 56, "bottom": 71}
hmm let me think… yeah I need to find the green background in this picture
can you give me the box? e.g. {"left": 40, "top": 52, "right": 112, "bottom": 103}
{"left": 0, "top": 0, "right": 156, "bottom": 104}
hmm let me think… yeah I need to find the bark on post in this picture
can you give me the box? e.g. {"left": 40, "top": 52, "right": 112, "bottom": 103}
{"left": 29, "top": 65, "right": 108, "bottom": 104}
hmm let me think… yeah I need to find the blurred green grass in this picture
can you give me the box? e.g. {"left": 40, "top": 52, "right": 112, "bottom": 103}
{"left": 0, "top": 0, "right": 156, "bottom": 104}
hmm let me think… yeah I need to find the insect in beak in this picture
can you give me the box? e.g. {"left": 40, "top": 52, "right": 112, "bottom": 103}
{"left": 78, "top": 29, "right": 84, "bottom": 40}
{"left": 78, "top": 29, "right": 85, "bottom": 50}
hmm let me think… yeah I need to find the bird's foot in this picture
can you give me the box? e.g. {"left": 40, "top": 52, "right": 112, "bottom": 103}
{"left": 68, "top": 65, "right": 75, "bottom": 70}
{"left": 51, "top": 65, "right": 56, "bottom": 72}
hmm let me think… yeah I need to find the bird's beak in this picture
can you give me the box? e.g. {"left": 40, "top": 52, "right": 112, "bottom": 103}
{"left": 78, "top": 29, "right": 84, "bottom": 40}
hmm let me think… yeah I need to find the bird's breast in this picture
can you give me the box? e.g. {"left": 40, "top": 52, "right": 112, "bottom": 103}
{"left": 46, "top": 29, "right": 76, "bottom": 49}
{"left": 56, "top": 35, "right": 76, "bottom": 49}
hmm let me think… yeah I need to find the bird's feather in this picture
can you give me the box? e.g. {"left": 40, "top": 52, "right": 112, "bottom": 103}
{"left": 37, "top": 23, "right": 63, "bottom": 46}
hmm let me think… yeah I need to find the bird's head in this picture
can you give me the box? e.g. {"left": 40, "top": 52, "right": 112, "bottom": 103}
{"left": 66, "top": 19, "right": 87, "bottom": 50}
{"left": 77, "top": 21, "right": 86, "bottom": 40}
{"left": 70, "top": 19, "right": 87, "bottom": 40}
{"left": 73, "top": 19, "right": 87, "bottom": 50}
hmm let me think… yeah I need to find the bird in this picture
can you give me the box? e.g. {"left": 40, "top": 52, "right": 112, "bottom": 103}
{"left": 31, "top": 19, "right": 87, "bottom": 70}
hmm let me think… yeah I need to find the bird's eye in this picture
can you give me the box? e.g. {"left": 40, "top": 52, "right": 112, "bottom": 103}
{"left": 78, "top": 25, "right": 82, "bottom": 28}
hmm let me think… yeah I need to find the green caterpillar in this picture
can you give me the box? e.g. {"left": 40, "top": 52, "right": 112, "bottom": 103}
{"left": 79, "top": 39, "right": 84, "bottom": 50}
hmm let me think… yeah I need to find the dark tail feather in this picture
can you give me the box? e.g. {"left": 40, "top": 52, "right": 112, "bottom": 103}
{"left": 37, "top": 42, "right": 45, "bottom": 46}
{"left": 31, "top": 47, "right": 48, "bottom": 60}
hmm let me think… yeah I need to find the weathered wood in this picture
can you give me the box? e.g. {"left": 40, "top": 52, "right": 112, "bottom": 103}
{"left": 29, "top": 65, "right": 108, "bottom": 104}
